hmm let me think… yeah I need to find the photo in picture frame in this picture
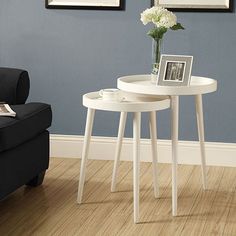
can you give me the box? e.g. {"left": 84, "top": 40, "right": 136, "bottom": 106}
{"left": 46, "top": 0, "right": 125, "bottom": 10}
{"left": 157, "top": 55, "right": 193, "bottom": 86}
{"left": 151, "top": 0, "right": 233, "bottom": 12}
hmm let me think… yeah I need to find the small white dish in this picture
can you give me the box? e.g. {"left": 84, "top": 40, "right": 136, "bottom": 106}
{"left": 99, "top": 88, "right": 124, "bottom": 102}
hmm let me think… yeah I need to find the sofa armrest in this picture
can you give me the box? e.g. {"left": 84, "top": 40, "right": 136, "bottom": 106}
{"left": 0, "top": 68, "right": 30, "bottom": 105}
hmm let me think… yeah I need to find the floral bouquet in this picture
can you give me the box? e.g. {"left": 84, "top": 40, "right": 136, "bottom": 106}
{"left": 140, "top": 6, "right": 184, "bottom": 81}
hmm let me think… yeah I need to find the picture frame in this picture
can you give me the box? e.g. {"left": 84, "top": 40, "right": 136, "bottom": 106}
{"left": 46, "top": 0, "right": 125, "bottom": 10}
{"left": 151, "top": 0, "right": 233, "bottom": 12}
{"left": 157, "top": 55, "right": 193, "bottom": 86}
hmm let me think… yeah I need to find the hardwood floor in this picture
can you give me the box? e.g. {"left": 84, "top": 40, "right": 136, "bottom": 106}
{"left": 0, "top": 158, "right": 236, "bottom": 236}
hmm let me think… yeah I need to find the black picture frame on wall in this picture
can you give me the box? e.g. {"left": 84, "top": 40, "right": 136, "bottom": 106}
{"left": 46, "top": 0, "right": 125, "bottom": 10}
{"left": 151, "top": 0, "right": 233, "bottom": 12}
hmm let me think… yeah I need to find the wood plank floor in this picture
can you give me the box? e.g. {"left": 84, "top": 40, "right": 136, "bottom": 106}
{"left": 0, "top": 158, "right": 236, "bottom": 236}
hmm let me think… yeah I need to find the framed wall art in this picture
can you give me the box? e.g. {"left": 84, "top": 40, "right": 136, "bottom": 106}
{"left": 151, "top": 0, "right": 233, "bottom": 12}
{"left": 157, "top": 55, "right": 193, "bottom": 86}
{"left": 46, "top": 0, "right": 125, "bottom": 10}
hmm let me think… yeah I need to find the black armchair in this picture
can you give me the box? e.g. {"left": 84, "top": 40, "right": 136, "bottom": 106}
{"left": 0, "top": 68, "right": 52, "bottom": 200}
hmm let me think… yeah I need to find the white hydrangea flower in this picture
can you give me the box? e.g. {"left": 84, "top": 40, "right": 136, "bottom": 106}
{"left": 141, "top": 6, "right": 177, "bottom": 29}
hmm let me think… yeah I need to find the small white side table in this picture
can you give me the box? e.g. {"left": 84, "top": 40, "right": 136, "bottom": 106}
{"left": 77, "top": 91, "right": 170, "bottom": 223}
{"left": 117, "top": 75, "right": 217, "bottom": 216}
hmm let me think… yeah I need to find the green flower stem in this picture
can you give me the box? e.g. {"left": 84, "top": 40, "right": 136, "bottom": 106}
{"left": 155, "top": 38, "right": 161, "bottom": 64}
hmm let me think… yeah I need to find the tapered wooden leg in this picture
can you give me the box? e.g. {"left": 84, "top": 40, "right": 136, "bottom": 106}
{"left": 77, "top": 108, "right": 95, "bottom": 204}
{"left": 195, "top": 94, "right": 207, "bottom": 190}
{"left": 111, "top": 112, "right": 127, "bottom": 192}
{"left": 133, "top": 112, "right": 141, "bottom": 223}
{"left": 149, "top": 111, "right": 159, "bottom": 198}
{"left": 171, "top": 96, "right": 179, "bottom": 216}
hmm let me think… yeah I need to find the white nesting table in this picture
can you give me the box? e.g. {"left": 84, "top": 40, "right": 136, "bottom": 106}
{"left": 77, "top": 91, "right": 170, "bottom": 223}
{"left": 117, "top": 74, "right": 217, "bottom": 216}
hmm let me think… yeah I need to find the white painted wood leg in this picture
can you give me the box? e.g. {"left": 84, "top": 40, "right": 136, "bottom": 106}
{"left": 149, "top": 111, "right": 159, "bottom": 198}
{"left": 133, "top": 112, "right": 141, "bottom": 223}
{"left": 77, "top": 108, "right": 95, "bottom": 204}
{"left": 111, "top": 112, "right": 127, "bottom": 192}
{"left": 171, "top": 96, "right": 179, "bottom": 216}
{"left": 195, "top": 94, "right": 207, "bottom": 190}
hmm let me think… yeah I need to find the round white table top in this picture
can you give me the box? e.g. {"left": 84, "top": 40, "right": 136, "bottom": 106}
{"left": 83, "top": 91, "right": 170, "bottom": 112}
{"left": 117, "top": 75, "right": 217, "bottom": 96}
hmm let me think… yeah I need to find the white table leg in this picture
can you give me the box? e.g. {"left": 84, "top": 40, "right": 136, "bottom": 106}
{"left": 149, "top": 111, "right": 159, "bottom": 198}
{"left": 77, "top": 108, "right": 95, "bottom": 204}
{"left": 133, "top": 112, "right": 141, "bottom": 223}
{"left": 111, "top": 112, "right": 127, "bottom": 192}
{"left": 171, "top": 96, "right": 179, "bottom": 216}
{"left": 195, "top": 94, "right": 207, "bottom": 190}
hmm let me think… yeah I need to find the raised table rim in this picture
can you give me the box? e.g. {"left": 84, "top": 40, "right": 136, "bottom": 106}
{"left": 117, "top": 74, "right": 217, "bottom": 96}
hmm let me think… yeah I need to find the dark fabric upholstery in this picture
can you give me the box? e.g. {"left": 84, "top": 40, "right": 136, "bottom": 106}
{"left": 0, "top": 131, "right": 49, "bottom": 200}
{"left": 0, "top": 68, "right": 52, "bottom": 200}
{"left": 0, "top": 68, "right": 30, "bottom": 105}
{"left": 0, "top": 103, "right": 52, "bottom": 152}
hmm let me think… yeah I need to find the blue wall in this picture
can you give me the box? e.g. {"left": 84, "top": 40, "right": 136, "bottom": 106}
{"left": 0, "top": 0, "right": 235, "bottom": 142}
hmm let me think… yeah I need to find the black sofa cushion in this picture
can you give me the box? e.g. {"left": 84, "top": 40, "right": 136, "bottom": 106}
{"left": 0, "top": 103, "right": 52, "bottom": 152}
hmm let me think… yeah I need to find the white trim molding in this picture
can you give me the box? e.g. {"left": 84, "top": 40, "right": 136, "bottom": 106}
{"left": 50, "top": 134, "right": 236, "bottom": 167}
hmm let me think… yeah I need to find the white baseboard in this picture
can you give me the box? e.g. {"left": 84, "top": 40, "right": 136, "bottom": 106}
{"left": 50, "top": 134, "right": 236, "bottom": 167}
